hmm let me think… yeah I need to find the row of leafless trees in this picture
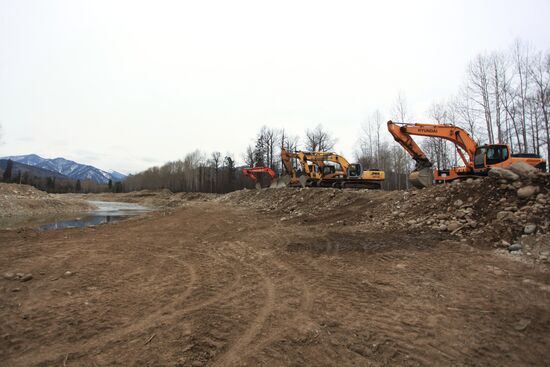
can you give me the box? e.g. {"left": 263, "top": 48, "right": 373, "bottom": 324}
{"left": 124, "top": 122, "right": 410, "bottom": 192}
{"left": 124, "top": 150, "right": 246, "bottom": 193}
{"left": 357, "top": 40, "right": 549, "bottom": 180}
{"left": 124, "top": 126, "right": 342, "bottom": 193}
{"left": 126, "top": 40, "right": 548, "bottom": 193}
{"left": 429, "top": 41, "right": 549, "bottom": 169}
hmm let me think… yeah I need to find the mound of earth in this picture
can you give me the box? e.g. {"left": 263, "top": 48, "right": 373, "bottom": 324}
{"left": 0, "top": 183, "right": 93, "bottom": 217}
{"left": 220, "top": 164, "right": 550, "bottom": 265}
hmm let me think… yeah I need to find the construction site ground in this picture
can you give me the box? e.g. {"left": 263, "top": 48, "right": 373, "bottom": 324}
{"left": 1, "top": 184, "right": 549, "bottom": 366}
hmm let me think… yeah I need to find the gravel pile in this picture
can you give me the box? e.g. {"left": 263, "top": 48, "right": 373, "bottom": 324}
{"left": 221, "top": 162, "right": 549, "bottom": 264}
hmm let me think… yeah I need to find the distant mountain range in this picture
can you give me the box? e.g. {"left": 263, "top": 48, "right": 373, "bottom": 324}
{"left": 0, "top": 154, "right": 127, "bottom": 184}
{"left": 0, "top": 159, "right": 70, "bottom": 180}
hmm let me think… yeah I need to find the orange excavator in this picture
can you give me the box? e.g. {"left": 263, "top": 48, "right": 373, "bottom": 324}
{"left": 241, "top": 167, "right": 288, "bottom": 189}
{"left": 387, "top": 120, "right": 547, "bottom": 188}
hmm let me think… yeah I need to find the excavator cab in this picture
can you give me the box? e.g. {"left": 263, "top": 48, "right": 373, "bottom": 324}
{"left": 347, "top": 163, "right": 363, "bottom": 178}
{"left": 474, "top": 145, "right": 509, "bottom": 169}
{"left": 321, "top": 166, "right": 336, "bottom": 175}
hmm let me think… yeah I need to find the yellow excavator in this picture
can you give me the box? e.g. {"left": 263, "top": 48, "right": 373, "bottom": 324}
{"left": 281, "top": 148, "right": 385, "bottom": 189}
{"left": 387, "top": 120, "right": 547, "bottom": 188}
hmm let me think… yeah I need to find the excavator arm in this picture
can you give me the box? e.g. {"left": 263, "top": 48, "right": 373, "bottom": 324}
{"left": 387, "top": 122, "right": 432, "bottom": 170}
{"left": 387, "top": 121, "right": 479, "bottom": 188}
{"left": 281, "top": 149, "right": 298, "bottom": 180}
{"left": 281, "top": 149, "right": 310, "bottom": 186}
{"left": 301, "top": 152, "right": 348, "bottom": 179}
{"left": 241, "top": 167, "right": 277, "bottom": 182}
{"left": 387, "top": 121, "right": 478, "bottom": 168}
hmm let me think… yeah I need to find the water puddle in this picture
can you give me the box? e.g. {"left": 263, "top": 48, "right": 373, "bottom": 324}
{"left": 37, "top": 214, "right": 132, "bottom": 231}
{"left": 0, "top": 201, "right": 152, "bottom": 231}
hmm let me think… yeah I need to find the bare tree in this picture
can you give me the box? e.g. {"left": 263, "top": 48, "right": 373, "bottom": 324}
{"left": 304, "top": 124, "right": 336, "bottom": 151}
{"left": 392, "top": 92, "right": 410, "bottom": 122}
{"left": 421, "top": 102, "right": 456, "bottom": 170}
{"left": 208, "top": 151, "right": 222, "bottom": 191}
{"left": 467, "top": 54, "right": 494, "bottom": 144}
{"left": 357, "top": 110, "right": 384, "bottom": 169}
{"left": 489, "top": 52, "right": 507, "bottom": 143}
{"left": 243, "top": 145, "right": 255, "bottom": 167}
{"left": 530, "top": 51, "right": 550, "bottom": 167}
{"left": 452, "top": 90, "right": 481, "bottom": 142}
{"left": 263, "top": 127, "right": 279, "bottom": 169}
{"left": 512, "top": 40, "right": 532, "bottom": 151}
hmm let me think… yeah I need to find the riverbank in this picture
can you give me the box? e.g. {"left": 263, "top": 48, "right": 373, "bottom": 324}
{"left": 0, "top": 183, "right": 93, "bottom": 218}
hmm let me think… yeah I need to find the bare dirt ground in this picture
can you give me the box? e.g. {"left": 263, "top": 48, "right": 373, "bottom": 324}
{"left": 1, "top": 184, "right": 549, "bottom": 366}
{"left": 0, "top": 183, "right": 92, "bottom": 218}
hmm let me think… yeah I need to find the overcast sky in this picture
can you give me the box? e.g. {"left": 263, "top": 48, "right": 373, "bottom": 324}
{"left": 1, "top": 0, "right": 549, "bottom": 174}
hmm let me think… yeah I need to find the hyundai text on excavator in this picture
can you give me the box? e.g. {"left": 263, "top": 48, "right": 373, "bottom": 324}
{"left": 281, "top": 148, "right": 385, "bottom": 189}
{"left": 387, "top": 120, "right": 547, "bottom": 188}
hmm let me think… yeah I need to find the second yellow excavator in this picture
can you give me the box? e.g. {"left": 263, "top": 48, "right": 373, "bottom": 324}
{"left": 387, "top": 120, "right": 547, "bottom": 188}
{"left": 281, "top": 148, "right": 385, "bottom": 189}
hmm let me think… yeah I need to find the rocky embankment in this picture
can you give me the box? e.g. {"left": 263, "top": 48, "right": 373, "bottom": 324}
{"left": 222, "top": 161, "right": 549, "bottom": 265}
{"left": 0, "top": 183, "right": 93, "bottom": 217}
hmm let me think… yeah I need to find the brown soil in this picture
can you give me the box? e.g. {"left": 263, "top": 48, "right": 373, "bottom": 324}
{"left": 1, "top": 189, "right": 549, "bottom": 366}
{"left": 0, "top": 184, "right": 93, "bottom": 218}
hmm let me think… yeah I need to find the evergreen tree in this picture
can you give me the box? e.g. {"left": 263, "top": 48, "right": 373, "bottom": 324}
{"left": 75, "top": 179, "right": 82, "bottom": 192}
{"left": 2, "top": 159, "right": 13, "bottom": 182}
{"left": 46, "top": 177, "right": 55, "bottom": 192}
{"left": 108, "top": 179, "right": 113, "bottom": 190}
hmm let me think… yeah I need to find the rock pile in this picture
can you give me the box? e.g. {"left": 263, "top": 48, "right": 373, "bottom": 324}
{"left": 221, "top": 162, "right": 549, "bottom": 265}
{"left": 371, "top": 162, "right": 549, "bottom": 264}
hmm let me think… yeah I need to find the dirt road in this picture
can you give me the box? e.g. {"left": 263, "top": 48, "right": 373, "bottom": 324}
{"left": 1, "top": 199, "right": 549, "bottom": 366}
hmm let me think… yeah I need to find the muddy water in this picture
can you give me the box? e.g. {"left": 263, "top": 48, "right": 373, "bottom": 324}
{"left": 0, "top": 201, "right": 152, "bottom": 231}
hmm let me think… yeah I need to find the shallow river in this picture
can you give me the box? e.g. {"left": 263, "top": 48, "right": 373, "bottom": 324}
{"left": 0, "top": 201, "right": 151, "bottom": 231}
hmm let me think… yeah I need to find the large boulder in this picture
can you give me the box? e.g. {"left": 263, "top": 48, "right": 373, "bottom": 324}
{"left": 517, "top": 185, "right": 538, "bottom": 199}
{"left": 508, "top": 161, "right": 538, "bottom": 177}
{"left": 488, "top": 167, "right": 519, "bottom": 181}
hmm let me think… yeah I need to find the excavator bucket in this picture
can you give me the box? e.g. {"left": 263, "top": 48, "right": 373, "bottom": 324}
{"left": 299, "top": 175, "right": 309, "bottom": 188}
{"left": 268, "top": 175, "right": 291, "bottom": 189}
{"left": 409, "top": 168, "right": 434, "bottom": 189}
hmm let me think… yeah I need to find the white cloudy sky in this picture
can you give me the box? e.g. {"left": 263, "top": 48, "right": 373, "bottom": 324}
{"left": 0, "top": 0, "right": 549, "bottom": 174}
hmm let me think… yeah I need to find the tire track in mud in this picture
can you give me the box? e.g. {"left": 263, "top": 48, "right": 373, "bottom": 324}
{"left": 207, "top": 234, "right": 315, "bottom": 366}
{"left": 10, "top": 243, "right": 251, "bottom": 367}
{"left": 279, "top": 246, "right": 469, "bottom": 365}
{"left": 241, "top": 260, "right": 314, "bottom": 364}
{"left": 8, "top": 252, "right": 198, "bottom": 367}
{"left": 211, "top": 270, "right": 275, "bottom": 367}
{"left": 204, "top": 240, "right": 276, "bottom": 366}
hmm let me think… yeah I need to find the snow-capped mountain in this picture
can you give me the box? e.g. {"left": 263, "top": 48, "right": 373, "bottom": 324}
{"left": 1, "top": 154, "right": 127, "bottom": 184}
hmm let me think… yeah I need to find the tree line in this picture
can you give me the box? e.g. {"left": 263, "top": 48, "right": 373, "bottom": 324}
{"left": 124, "top": 122, "right": 411, "bottom": 192}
